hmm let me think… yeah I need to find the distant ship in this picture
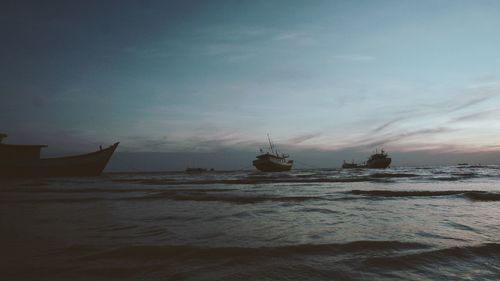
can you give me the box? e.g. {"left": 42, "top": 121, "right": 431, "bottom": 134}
{"left": 0, "top": 133, "right": 118, "bottom": 178}
{"left": 366, "top": 149, "right": 391, "bottom": 168}
{"left": 341, "top": 161, "right": 361, "bottom": 169}
{"left": 342, "top": 149, "right": 391, "bottom": 169}
{"left": 252, "top": 135, "right": 293, "bottom": 172}
{"left": 185, "top": 167, "right": 214, "bottom": 173}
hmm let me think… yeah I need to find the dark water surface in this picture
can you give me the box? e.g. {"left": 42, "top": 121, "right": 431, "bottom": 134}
{"left": 1, "top": 166, "right": 500, "bottom": 280}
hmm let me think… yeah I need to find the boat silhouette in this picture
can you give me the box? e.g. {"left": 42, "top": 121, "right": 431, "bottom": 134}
{"left": 185, "top": 167, "right": 214, "bottom": 173}
{"left": 342, "top": 149, "right": 391, "bottom": 169}
{"left": 252, "top": 135, "right": 293, "bottom": 172}
{"left": 0, "top": 133, "right": 118, "bottom": 177}
{"left": 366, "top": 149, "right": 391, "bottom": 168}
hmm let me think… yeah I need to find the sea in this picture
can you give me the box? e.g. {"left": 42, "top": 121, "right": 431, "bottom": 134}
{"left": 1, "top": 165, "right": 500, "bottom": 281}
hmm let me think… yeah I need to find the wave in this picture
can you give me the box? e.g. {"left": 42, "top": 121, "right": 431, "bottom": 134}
{"left": 4, "top": 197, "right": 110, "bottom": 204}
{"left": 113, "top": 177, "right": 378, "bottom": 185}
{"left": 124, "top": 191, "right": 321, "bottom": 204}
{"left": 463, "top": 191, "right": 500, "bottom": 201}
{"left": 0, "top": 186, "right": 236, "bottom": 194}
{"left": 110, "top": 170, "right": 496, "bottom": 186}
{"left": 113, "top": 178, "right": 177, "bottom": 184}
{"left": 364, "top": 243, "right": 500, "bottom": 268}
{"left": 297, "top": 207, "right": 340, "bottom": 215}
{"left": 78, "top": 240, "right": 429, "bottom": 261}
{"left": 433, "top": 177, "right": 464, "bottom": 181}
{"left": 111, "top": 176, "right": 419, "bottom": 186}
{"left": 369, "top": 173, "right": 418, "bottom": 178}
{"left": 351, "top": 190, "right": 500, "bottom": 201}
{"left": 351, "top": 190, "right": 465, "bottom": 197}
{"left": 451, "top": 172, "right": 476, "bottom": 177}
{"left": 7, "top": 187, "right": 499, "bottom": 204}
{"left": 0, "top": 186, "right": 143, "bottom": 193}
{"left": 1, "top": 185, "right": 321, "bottom": 204}
{"left": 433, "top": 176, "right": 477, "bottom": 181}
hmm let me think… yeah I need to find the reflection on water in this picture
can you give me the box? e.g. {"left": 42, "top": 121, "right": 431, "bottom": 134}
{"left": 1, "top": 166, "right": 500, "bottom": 280}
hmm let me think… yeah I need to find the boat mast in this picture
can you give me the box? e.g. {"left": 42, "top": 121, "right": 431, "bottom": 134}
{"left": 267, "top": 133, "right": 278, "bottom": 156}
{"left": 267, "top": 133, "right": 273, "bottom": 153}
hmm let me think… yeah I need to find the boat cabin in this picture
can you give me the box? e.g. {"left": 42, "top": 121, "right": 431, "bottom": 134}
{"left": 0, "top": 134, "right": 47, "bottom": 164}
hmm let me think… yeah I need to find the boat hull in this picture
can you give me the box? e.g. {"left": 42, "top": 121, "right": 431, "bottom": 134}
{"left": 0, "top": 143, "right": 119, "bottom": 178}
{"left": 342, "top": 163, "right": 361, "bottom": 169}
{"left": 366, "top": 157, "right": 391, "bottom": 169}
{"left": 252, "top": 159, "right": 292, "bottom": 172}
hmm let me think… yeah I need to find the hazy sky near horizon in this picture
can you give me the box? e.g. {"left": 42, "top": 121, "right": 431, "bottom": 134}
{"left": 2, "top": 0, "right": 500, "bottom": 160}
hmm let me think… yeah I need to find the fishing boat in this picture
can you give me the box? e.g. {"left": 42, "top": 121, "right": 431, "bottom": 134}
{"left": 342, "top": 161, "right": 361, "bottom": 169}
{"left": 366, "top": 149, "right": 391, "bottom": 168}
{"left": 0, "top": 133, "right": 119, "bottom": 178}
{"left": 252, "top": 135, "right": 293, "bottom": 172}
{"left": 186, "top": 167, "right": 207, "bottom": 173}
{"left": 185, "top": 167, "right": 214, "bottom": 173}
{"left": 342, "top": 149, "right": 391, "bottom": 169}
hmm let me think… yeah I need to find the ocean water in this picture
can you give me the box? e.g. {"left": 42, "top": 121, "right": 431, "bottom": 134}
{"left": 1, "top": 165, "right": 500, "bottom": 280}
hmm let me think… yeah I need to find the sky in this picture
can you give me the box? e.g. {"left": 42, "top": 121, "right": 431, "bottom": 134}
{"left": 2, "top": 0, "right": 500, "bottom": 170}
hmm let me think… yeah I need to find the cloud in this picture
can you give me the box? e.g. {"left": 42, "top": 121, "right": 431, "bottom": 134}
{"left": 273, "top": 31, "right": 317, "bottom": 45}
{"left": 467, "top": 80, "right": 500, "bottom": 89}
{"left": 450, "top": 109, "right": 498, "bottom": 123}
{"left": 333, "top": 54, "right": 376, "bottom": 61}
{"left": 2, "top": 127, "right": 107, "bottom": 155}
{"left": 122, "top": 46, "right": 173, "bottom": 59}
{"left": 372, "top": 117, "right": 406, "bottom": 132}
{"left": 342, "top": 127, "right": 455, "bottom": 151}
{"left": 120, "top": 131, "right": 261, "bottom": 153}
{"left": 287, "top": 133, "right": 322, "bottom": 144}
{"left": 122, "top": 132, "right": 323, "bottom": 154}
{"left": 197, "top": 25, "right": 272, "bottom": 39}
{"left": 369, "top": 84, "right": 500, "bottom": 138}
{"left": 274, "top": 32, "right": 302, "bottom": 41}
{"left": 448, "top": 94, "right": 494, "bottom": 113}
